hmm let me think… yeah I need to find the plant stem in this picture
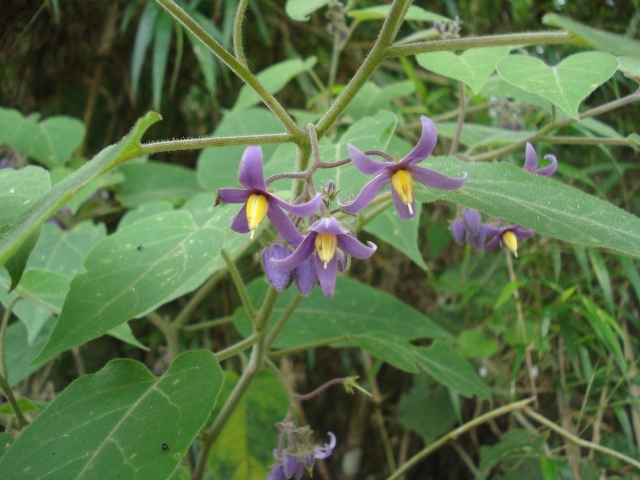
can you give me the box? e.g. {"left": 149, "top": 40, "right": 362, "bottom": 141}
{"left": 386, "top": 31, "right": 575, "bottom": 57}
{"left": 181, "top": 316, "right": 234, "bottom": 331}
{"left": 138, "top": 132, "right": 293, "bottom": 156}
{"left": 448, "top": 81, "right": 466, "bottom": 156}
{"left": 221, "top": 249, "right": 256, "bottom": 323}
{"left": 387, "top": 397, "right": 535, "bottom": 479}
{"left": 147, "top": 312, "right": 180, "bottom": 360}
{"left": 541, "top": 136, "right": 637, "bottom": 146}
{"left": 232, "top": 0, "right": 250, "bottom": 66}
{"left": 215, "top": 333, "right": 258, "bottom": 362}
{"left": 173, "top": 269, "right": 227, "bottom": 328}
{"left": 268, "top": 336, "right": 351, "bottom": 359}
{"left": 265, "top": 293, "right": 303, "bottom": 348}
{"left": 315, "top": 0, "right": 413, "bottom": 138}
{"left": 156, "top": 0, "right": 302, "bottom": 138}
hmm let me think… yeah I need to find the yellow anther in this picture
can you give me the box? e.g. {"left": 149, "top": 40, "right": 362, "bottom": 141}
{"left": 391, "top": 169, "right": 414, "bottom": 215}
{"left": 246, "top": 194, "right": 269, "bottom": 238}
{"left": 315, "top": 232, "right": 338, "bottom": 269}
{"left": 502, "top": 230, "right": 518, "bottom": 257}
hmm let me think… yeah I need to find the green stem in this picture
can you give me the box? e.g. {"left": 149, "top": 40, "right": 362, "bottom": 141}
{"left": 0, "top": 374, "right": 28, "bottom": 428}
{"left": 232, "top": 0, "right": 250, "bottom": 66}
{"left": 156, "top": 0, "right": 302, "bottom": 138}
{"left": 268, "top": 336, "right": 350, "bottom": 359}
{"left": 181, "top": 316, "right": 234, "bottom": 331}
{"left": 541, "top": 136, "right": 637, "bottom": 146}
{"left": 315, "top": 0, "right": 413, "bottom": 138}
{"left": 215, "top": 333, "right": 258, "bottom": 362}
{"left": 138, "top": 132, "right": 293, "bottom": 156}
{"left": 221, "top": 249, "right": 256, "bottom": 323}
{"left": 265, "top": 293, "right": 303, "bottom": 348}
{"left": 174, "top": 269, "right": 227, "bottom": 328}
{"left": 386, "top": 30, "right": 575, "bottom": 57}
{"left": 148, "top": 312, "right": 180, "bottom": 360}
{"left": 448, "top": 81, "right": 466, "bottom": 156}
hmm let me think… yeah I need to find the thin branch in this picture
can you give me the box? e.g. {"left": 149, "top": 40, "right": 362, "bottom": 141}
{"left": 138, "top": 132, "right": 293, "bottom": 156}
{"left": 448, "top": 81, "right": 466, "bottom": 156}
{"left": 232, "top": 0, "right": 250, "bottom": 66}
{"left": 221, "top": 249, "right": 256, "bottom": 323}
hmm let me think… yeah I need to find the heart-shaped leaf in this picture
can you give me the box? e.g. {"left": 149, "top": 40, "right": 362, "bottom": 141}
{"left": 417, "top": 47, "right": 510, "bottom": 95}
{"left": 496, "top": 52, "right": 618, "bottom": 119}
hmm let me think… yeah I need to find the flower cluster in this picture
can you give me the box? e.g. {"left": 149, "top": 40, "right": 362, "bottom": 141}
{"left": 267, "top": 422, "right": 336, "bottom": 480}
{"left": 217, "top": 117, "right": 466, "bottom": 297}
{"left": 450, "top": 143, "right": 557, "bottom": 256}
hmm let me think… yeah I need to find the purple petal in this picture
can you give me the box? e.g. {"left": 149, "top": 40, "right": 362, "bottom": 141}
{"left": 315, "top": 255, "right": 338, "bottom": 298}
{"left": 339, "top": 174, "right": 390, "bottom": 214}
{"left": 294, "top": 255, "right": 318, "bottom": 295}
{"left": 462, "top": 209, "right": 482, "bottom": 236}
{"left": 217, "top": 187, "right": 251, "bottom": 204}
{"left": 391, "top": 187, "right": 415, "bottom": 220}
{"left": 411, "top": 165, "right": 467, "bottom": 190}
{"left": 336, "top": 249, "right": 348, "bottom": 272}
{"left": 238, "top": 146, "right": 267, "bottom": 191}
{"left": 536, "top": 154, "right": 558, "bottom": 177}
{"left": 270, "top": 234, "right": 316, "bottom": 270}
{"left": 450, "top": 220, "right": 467, "bottom": 244}
{"left": 483, "top": 225, "right": 502, "bottom": 250}
{"left": 513, "top": 225, "right": 533, "bottom": 238}
{"left": 230, "top": 204, "right": 250, "bottom": 234}
{"left": 314, "top": 432, "right": 336, "bottom": 459}
{"left": 401, "top": 116, "right": 438, "bottom": 167}
{"left": 347, "top": 144, "right": 391, "bottom": 175}
{"left": 267, "top": 465, "right": 286, "bottom": 480}
{"left": 309, "top": 217, "right": 350, "bottom": 236}
{"left": 523, "top": 142, "right": 538, "bottom": 172}
{"left": 338, "top": 235, "right": 377, "bottom": 260}
{"left": 262, "top": 245, "right": 294, "bottom": 291}
{"left": 271, "top": 192, "right": 322, "bottom": 217}
{"left": 267, "top": 204, "right": 304, "bottom": 245}
{"left": 282, "top": 455, "right": 299, "bottom": 479}
{"left": 468, "top": 228, "right": 488, "bottom": 249}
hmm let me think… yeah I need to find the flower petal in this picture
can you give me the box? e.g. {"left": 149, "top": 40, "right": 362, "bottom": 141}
{"left": 462, "top": 209, "right": 482, "bottom": 236}
{"left": 411, "top": 165, "right": 467, "bottom": 190}
{"left": 271, "top": 192, "right": 322, "bottom": 217}
{"left": 347, "top": 144, "right": 391, "bottom": 175}
{"left": 513, "top": 225, "right": 533, "bottom": 238}
{"left": 217, "top": 187, "right": 251, "bottom": 204}
{"left": 230, "top": 204, "right": 250, "bottom": 234}
{"left": 267, "top": 204, "right": 304, "bottom": 245}
{"left": 337, "top": 235, "right": 377, "bottom": 260}
{"left": 314, "top": 432, "right": 337, "bottom": 460}
{"left": 238, "top": 146, "right": 268, "bottom": 191}
{"left": 339, "top": 174, "right": 390, "bottom": 214}
{"left": 401, "top": 116, "right": 438, "bottom": 167}
{"left": 309, "top": 217, "right": 351, "bottom": 236}
{"left": 450, "top": 220, "right": 467, "bottom": 244}
{"left": 536, "top": 154, "right": 558, "bottom": 177}
{"left": 270, "top": 234, "right": 316, "bottom": 270}
{"left": 391, "top": 186, "right": 415, "bottom": 220}
{"left": 523, "top": 142, "right": 538, "bottom": 172}
{"left": 294, "top": 255, "right": 318, "bottom": 295}
{"left": 262, "top": 245, "right": 294, "bottom": 291}
{"left": 315, "top": 255, "right": 338, "bottom": 298}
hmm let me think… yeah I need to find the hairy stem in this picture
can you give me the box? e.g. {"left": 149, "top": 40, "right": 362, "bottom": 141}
{"left": 232, "top": 0, "right": 250, "bottom": 66}
{"left": 138, "top": 132, "right": 293, "bottom": 156}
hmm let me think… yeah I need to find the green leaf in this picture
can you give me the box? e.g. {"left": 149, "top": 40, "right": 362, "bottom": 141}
{"left": 417, "top": 47, "right": 510, "bottom": 95}
{"left": 364, "top": 203, "right": 427, "bottom": 270}
{"left": 196, "top": 108, "right": 284, "bottom": 193}
{"left": 436, "top": 122, "right": 535, "bottom": 148}
{"left": 579, "top": 295, "right": 626, "bottom": 375}
{"left": 457, "top": 330, "right": 499, "bottom": 358}
{"left": 348, "top": 5, "right": 450, "bottom": 23}
{"left": 186, "top": 31, "right": 217, "bottom": 94}
{"left": 416, "top": 158, "right": 640, "bottom": 259}
{"left": 479, "top": 429, "right": 548, "bottom": 479}
{"left": 152, "top": 11, "right": 173, "bottom": 110}
{"left": 349, "top": 332, "right": 420, "bottom": 373}
{"left": 0, "top": 107, "right": 85, "bottom": 168}
{"left": 412, "top": 341, "right": 491, "bottom": 398}
{"left": 233, "top": 57, "right": 317, "bottom": 111}
{"left": 0, "top": 432, "right": 13, "bottom": 460}
{"left": 543, "top": 14, "right": 640, "bottom": 59}
{"left": 345, "top": 80, "right": 415, "bottom": 120}
{"left": 235, "top": 277, "right": 452, "bottom": 350}
{"left": 131, "top": 1, "right": 159, "bottom": 101}
{"left": 285, "top": 0, "right": 331, "bottom": 21}
{"left": 208, "top": 370, "right": 288, "bottom": 479}
{"left": 587, "top": 250, "right": 614, "bottom": 313}
{"left": 496, "top": 52, "right": 618, "bottom": 119}
{"left": 116, "top": 161, "right": 203, "bottom": 207}
{"left": 0, "top": 350, "right": 223, "bottom": 480}
{"left": 4, "top": 317, "right": 53, "bottom": 388}
{"left": 34, "top": 211, "right": 224, "bottom": 362}
{"left": 0, "top": 111, "right": 161, "bottom": 273}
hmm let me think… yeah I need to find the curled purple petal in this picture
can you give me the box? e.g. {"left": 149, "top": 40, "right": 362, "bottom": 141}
{"left": 411, "top": 165, "right": 467, "bottom": 190}
{"left": 391, "top": 187, "right": 415, "bottom": 220}
{"left": 217, "top": 187, "right": 251, "bottom": 204}
{"left": 536, "top": 154, "right": 558, "bottom": 177}
{"left": 272, "top": 193, "right": 322, "bottom": 217}
{"left": 294, "top": 255, "right": 318, "bottom": 295}
{"left": 462, "top": 209, "right": 482, "bottom": 236}
{"left": 314, "top": 432, "right": 336, "bottom": 460}
{"left": 238, "top": 146, "right": 268, "bottom": 191}
{"left": 230, "top": 204, "right": 250, "bottom": 234}
{"left": 401, "top": 116, "right": 438, "bottom": 167}
{"left": 512, "top": 225, "right": 533, "bottom": 238}
{"left": 337, "top": 235, "right": 377, "bottom": 260}
{"left": 263, "top": 245, "right": 294, "bottom": 291}
{"left": 347, "top": 144, "right": 391, "bottom": 175}
{"left": 450, "top": 220, "right": 466, "bottom": 244}
{"left": 523, "top": 142, "right": 538, "bottom": 172}
{"left": 309, "top": 217, "right": 351, "bottom": 236}
{"left": 271, "top": 234, "right": 316, "bottom": 271}
{"left": 267, "top": 203, "right": 304, "bottom": 245}
{"left": 339, "top": 174, "right": 390, "bottom": 214}
{"left": 315, "top": 255, "right": 338, "bottom": 298}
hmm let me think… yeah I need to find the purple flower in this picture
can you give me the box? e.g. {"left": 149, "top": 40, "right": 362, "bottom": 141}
{"left": 484, "top": 224, "right": 532, "bottom": 257}
{"left": 267, "top": 465, "right": 286, "bottom": 480}
{"left": 524, "top": 142, "right": 557, "bottom": 177}
{"left": 450, "top": 209, "right": 488, "bottom": 249}
{"left": 339, "top": 116, "right": 467, "bottom": 220}
{"left": 217, "top": 146, "right": 321, "bottom": 244}
{"left": 312, "top": 432, "right": 336, "bottom": 460}
{"left": 270, "top": 217, "right": 376, "bottom": 298}
{"left": 262, "top": 244, "right": 318, "bottom": 296}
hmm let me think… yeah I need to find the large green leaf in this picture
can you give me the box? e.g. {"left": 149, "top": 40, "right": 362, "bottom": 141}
{"left": 0, "top": 112, "right": 162, "bottom": 275}
{"left": 348, "top": 5, "right": 450, "bottom": 23}
{"left": 416, "top": 157, "right": 640, "bottom": 258}
{"left": 496, "top": 52, "right": 618, "bottom": 119}
{"left": 0, "top": 350, "right": 223, "bottom": 480}
{"left": 233, "top": 57, "right": 317, "bottom": 112}
{"left": 4, "top": 317, "right": 53, "bottom": 388}
{"left": 436, "top": 122, "right": 535, "bottom": 148}
{"left": 0, "top": 107, "right": 85, "bottom": 168}
{"left": 34, "top": 211, "right": 224, "bottom": 362}
{"left": 285, "top": 0, "right": 331, "bottom": 21}
{"left": 345, "top": 80, "right": 415, "bottom": 120}
{"left": 417, "top": 47, "right": 510, "bottom": 95}
{"left": 235, "top": 277, "right": 452, "bottom": 350}
{"left": 208, "top": 370, "right": 288, "bottom": 479}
